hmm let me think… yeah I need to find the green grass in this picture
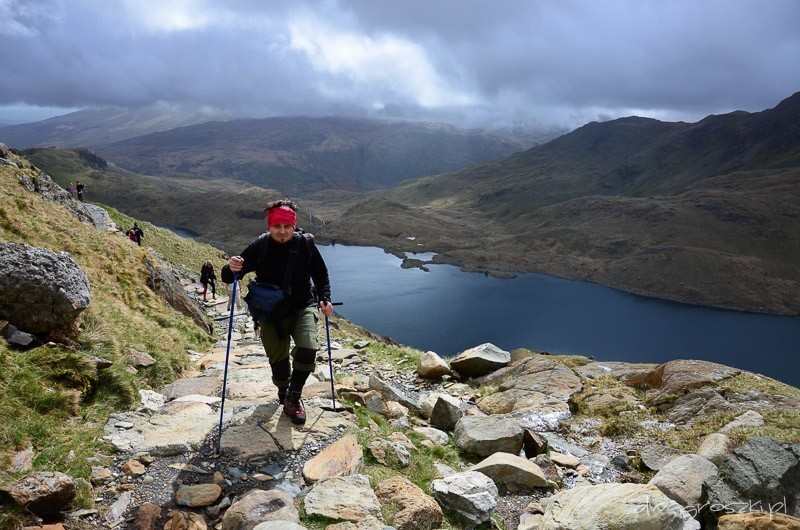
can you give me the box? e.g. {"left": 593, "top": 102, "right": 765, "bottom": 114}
{"left": 570, "top": 369, "right": 800, "bottom": 452}
{"left": 0, "top": 156, "right": 220, "bottom": 526}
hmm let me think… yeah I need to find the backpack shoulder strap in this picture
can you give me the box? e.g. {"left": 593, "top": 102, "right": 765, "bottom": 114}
{"left": 279, "top": 235, "right": 301, "bottom": 295}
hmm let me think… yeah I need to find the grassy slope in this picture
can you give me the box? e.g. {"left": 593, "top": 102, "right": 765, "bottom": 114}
{"left": 0, "top": 156, "right": 223, "bottom": 523}
{"left": 22, "top": 147, "right": 287, "bottom": 255}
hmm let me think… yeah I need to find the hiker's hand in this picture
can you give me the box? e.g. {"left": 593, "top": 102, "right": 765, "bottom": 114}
{"left": 229, "top": 256, "right": 244, "bottom": 273}
{"left": 320, "top": 301, "right": 333, "bottom": 317}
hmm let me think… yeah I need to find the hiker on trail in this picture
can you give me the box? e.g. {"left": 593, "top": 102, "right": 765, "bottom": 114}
{"left": 76, "top": 181, "right": 85, "bottom": 201}
{"left": 127, "top": 229, "right": 137, "bottom": 242}
{"left": 221, "top": 198, "right": 333, "bottom": 425}
{"left": 131, "top": 223, "right": 144, "bottom": 246}
{"left": 200, "top": 260, "right": 217, "bottom": 301}
{"left": 66, "top": 182, "right": 75, "bottom": 198}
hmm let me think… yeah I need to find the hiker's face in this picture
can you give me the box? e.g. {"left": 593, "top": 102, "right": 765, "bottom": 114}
{"left": 269, "top": 223, "right": 294, "bottom": 244}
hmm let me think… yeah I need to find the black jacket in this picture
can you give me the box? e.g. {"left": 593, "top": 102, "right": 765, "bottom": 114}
{"left": 200, "top": 263, "right": 216, "bottom": 283}
{"left": 221, "top": 232, "right": 331, "bottom": 313}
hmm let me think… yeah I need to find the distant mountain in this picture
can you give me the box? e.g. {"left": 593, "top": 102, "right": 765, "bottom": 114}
{"left": 380, "top": 91, "right": 800, "bottom": 215}
{"left": 313, "top": 92, "right": 800, "bottom": 315}
{"left": 0, "top": 105, "right": 232, "bottom": 148}
{"left": 91, "top": 116, "right": 531, "bottom": 194}
{"left": 21, "top": 93, "right": 800, "bottom": 315}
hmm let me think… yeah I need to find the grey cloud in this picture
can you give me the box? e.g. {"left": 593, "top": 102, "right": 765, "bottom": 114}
{"left": 0, "top": 0, "right": 798, "bottom": 128}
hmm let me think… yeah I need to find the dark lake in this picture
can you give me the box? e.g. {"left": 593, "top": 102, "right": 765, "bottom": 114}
{"left": 161, "top": 225, "right": 201, "bottom": 238}
{"left": 318, "top": 244, "right": 800, "bottom": 388}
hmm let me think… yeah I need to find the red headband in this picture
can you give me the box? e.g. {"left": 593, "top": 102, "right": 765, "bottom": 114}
{"left": 267, "top": 205, "right": 297, "bottom": 228}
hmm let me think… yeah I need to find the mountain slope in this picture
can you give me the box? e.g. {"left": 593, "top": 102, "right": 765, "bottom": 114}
{"left": 90, "top": 116, "right": 528, "bottom": 195}
{"left": 312, "top": 92, "right": 800, "bottom": 314}
{"left": 0, "top": 149, "right": 219, "bottom": 509}
{"left": 381, "top": 91, "right": 800, "bottom": 216}
{"left": 20, "top": 146, "right": 287, "bottom": 254}
{"left": 0, "top": 105, "right": 231, "bottom": 148}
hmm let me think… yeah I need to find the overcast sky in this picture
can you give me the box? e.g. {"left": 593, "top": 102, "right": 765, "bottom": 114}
{"left": 1, "top": 0, "right": 798, "bottom": 131}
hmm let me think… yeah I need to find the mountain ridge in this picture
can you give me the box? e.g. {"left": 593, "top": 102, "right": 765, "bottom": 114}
{"left": 312, "top": 92, "right": 800, "bottom": 315}
{"left": 13, "top": 91, "right": 800, "bottom": 315}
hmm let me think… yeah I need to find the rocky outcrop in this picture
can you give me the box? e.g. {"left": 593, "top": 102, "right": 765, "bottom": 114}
{"left": 450, "top": 342, "right": 511, "bottom": 377}
{"left": 538, "top": 482, "right": 699, "bottom": 529}
{"left": 0, "top": 242, "right": 90, "bottom": 343}
{"left": 9, "top": 151, "right": 97, "bottom": 226}
{"left": 10, "top": 268, "right": 794, "bottom": 530}
{"left": 143, "top": 256, "right": 213, "bottom": 334}
{"left": 0, "top": 471, "right": 77, "bottom": 518}
{"left": 703, "top": 436, "right": 800, "bottom": 525}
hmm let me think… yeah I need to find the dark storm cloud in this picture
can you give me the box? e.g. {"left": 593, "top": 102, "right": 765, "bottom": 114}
{"left": 1, "top": 0, "right": 798, "bottom": 128}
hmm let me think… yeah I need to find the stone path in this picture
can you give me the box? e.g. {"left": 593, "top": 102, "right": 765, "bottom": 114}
{"left": 97, "top": 290, "right": 359, "bottom": 528}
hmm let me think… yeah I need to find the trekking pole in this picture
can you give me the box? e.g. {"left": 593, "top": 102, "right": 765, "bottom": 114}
{"left": 324, "top": 302, "right": 343, "bottom": 411}
{"left": 216, "top": 273, "right": 238, "bottom": 454}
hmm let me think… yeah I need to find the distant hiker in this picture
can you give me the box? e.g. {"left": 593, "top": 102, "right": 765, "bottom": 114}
{"left": 127, "top": 229, "right": 137, "bottom": 242}
{"left": 131, "top": 223, "right": 144, "bottom": 246}
{"left": 66, "top": 182, "right": 75, "bottom": 197}
{"left": 200, "top": 260, "right": 217, "bottom": 301}
{"left": 76, "top": 181, "right": 85, "bottom": 201}
{"left": 222, "top": 198, "right": 333, "bottom": 425}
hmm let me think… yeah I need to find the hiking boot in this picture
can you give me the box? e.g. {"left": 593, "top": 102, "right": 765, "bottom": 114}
{"left": 283, "top": 390, "right": 306, "bottom": 424}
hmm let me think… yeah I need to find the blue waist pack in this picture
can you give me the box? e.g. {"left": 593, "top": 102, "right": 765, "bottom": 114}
{"left": 244, "top": 281, "right": 285, "bottom": 315}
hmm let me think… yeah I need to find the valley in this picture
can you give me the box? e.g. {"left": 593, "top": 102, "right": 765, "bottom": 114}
{"left": 9, "top": 92, "right": 800, "bottom": 316}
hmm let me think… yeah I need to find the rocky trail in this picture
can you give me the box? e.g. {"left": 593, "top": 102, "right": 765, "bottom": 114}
{"left": 8, "top": 282, "right": 800, "bottom": 530}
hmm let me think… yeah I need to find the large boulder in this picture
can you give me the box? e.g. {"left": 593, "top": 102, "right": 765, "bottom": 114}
{"left": 539, "top": 483, "right": 699, "bottom": 529}
{"left": 143, "top": 257, "right": 212, "bottom": 334}
{"left": 429, "top": 394, "right": 464, "bottom": 431}
{"left": 417, "top": 350, "right": 451, "bottom": 379}
{"left": 302, "top": 434, "right": 363, "bottom": 484}
{"left": 469, "top": 452, "right": 548, "bottom": 489}
{"left": 0, "top": 471, "right": 77, "bottom": 518}
{"left": 703, "top": 437, "right": 800, "bottom": 525}
{"left": 0, "top": 243, "right": 90, "bottom": 342}
{"left": 453, "top": 415, "right": 523, "bottom": 457}
{"left": 649, "top": 454, "right": 718, "bottom": 508}
{"left": 450, "top": 343, "right": 510, "bottom": 377}
{"left": 222, "top": 489, "right": 299, "bottom": 529}
{"left": 374, "top": 476, "right": 443, "bottom": 530}
{"left": 431, "top": 470, "right": 498, "bottom": 525}
{"left": 303, "top": 474, "right": 383, "bottom": 522}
